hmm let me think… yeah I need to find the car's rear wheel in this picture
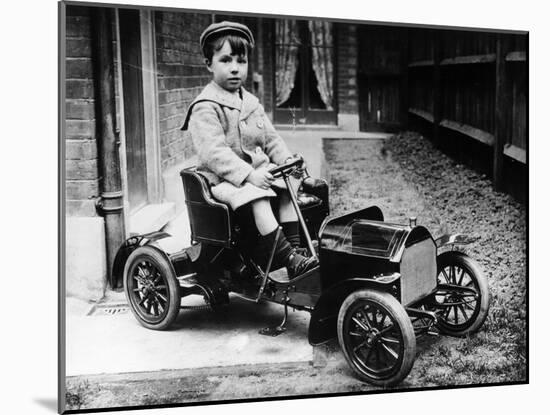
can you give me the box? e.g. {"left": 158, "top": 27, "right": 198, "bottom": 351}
{"left": 337, "top": 289, "right": 416, "bottom": 387}
{"left": 432, "top": 251, "right": 490, "bottom": 336}
{"left": 123, "top": 246, "right": 181, "bottom": 330}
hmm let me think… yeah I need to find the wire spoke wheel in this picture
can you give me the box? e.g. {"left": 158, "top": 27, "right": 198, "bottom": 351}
{"left": 338, "top": 290, "right": 416, "bottom": 387}
{"left": 131, "top": 262, "right": 169, "bottom": 318}
{"left": 348, "top": 306, "right": 401, "bottom": 375}
{"left": 124, "top": 246, "right": 181, "bottom": 330}
{"left": 432, "top": 252, "right": 490, "bottom": 337}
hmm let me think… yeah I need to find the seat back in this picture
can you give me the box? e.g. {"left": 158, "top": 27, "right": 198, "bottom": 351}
{"left": 180, "top": 168, "right": 233, "bottom": 247}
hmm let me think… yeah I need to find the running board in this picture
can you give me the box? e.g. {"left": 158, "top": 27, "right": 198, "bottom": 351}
{"left": 268, "top": 265, "right": 320, "bottom": 286}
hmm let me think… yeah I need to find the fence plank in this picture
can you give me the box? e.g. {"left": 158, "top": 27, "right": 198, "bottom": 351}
{"left": 493, "top": 35, "right": 510, "bottom": 191}
{"left": 432, "top": 32, "right": 443, "bottom": 146}
{"left": 400, "top": 28, "right": 409, "bottom": 128}
{"left": 504, "top": 144, "right": 526, "bottom": 164}
{"left": 440, "top": 119, "right": 494, "bottom": 146}
{"left": 409, "top": 108, "right": 434, "bottom": 123}
{"left": 408, "top": 59, "right": 434, "bottom": 68}
{"left": 505, "top": 51, "right": 526, "bottom": 62}
{"left": 440, "top": 53, "right": 496, "bottom": 65}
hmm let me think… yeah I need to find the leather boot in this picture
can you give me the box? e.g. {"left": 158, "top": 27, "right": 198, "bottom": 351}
{"left": 258, "top": 228, "right": 318, "bottom": 279}
{"left": 281, "top": 221, "right": 308, "bottom": 257}
{"left": 285, "top": 249, "right": 318, "bottom": 279}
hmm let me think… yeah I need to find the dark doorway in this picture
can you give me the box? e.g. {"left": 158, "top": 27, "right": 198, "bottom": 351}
{"left": 273, "top": 19, "right": 337, "bottom": 125}
{"left": 358, "top": 26, "right": 405, "bottom": 132}
{"left": 119, "top": 9, "right": 148, "bottom": 212}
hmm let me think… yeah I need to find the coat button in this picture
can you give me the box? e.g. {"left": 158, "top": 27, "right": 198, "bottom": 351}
{"left": 240, "top": 120, "right": 246, "bottom": 128}
{"left": 257, "top": 121, "right": 264, "bottom": 128}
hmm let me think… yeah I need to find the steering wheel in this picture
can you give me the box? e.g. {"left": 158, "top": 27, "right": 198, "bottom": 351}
{"left": 269, "top": 157, "right": 304, "bottom": 179}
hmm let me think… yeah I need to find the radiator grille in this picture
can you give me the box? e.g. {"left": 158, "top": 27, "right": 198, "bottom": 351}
{"left": 400, "top": 239, "right": 437, "bottom": 306}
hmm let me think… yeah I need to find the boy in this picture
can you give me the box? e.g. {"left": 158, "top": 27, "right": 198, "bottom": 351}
{"left": 181, "top": 21, "right": 318, "bottom": 279}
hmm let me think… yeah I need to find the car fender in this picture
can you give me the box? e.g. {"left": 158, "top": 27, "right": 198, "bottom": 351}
{"left": 308, "top": 274, "right": 400, "bottom": 346}
{"left": 435, "top": 233, "right": 479, "bottom": 251}
{"left": 111, "top": 231, "right": 171, "bottom": 288}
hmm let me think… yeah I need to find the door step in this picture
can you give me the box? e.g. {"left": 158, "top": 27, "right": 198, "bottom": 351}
{"left": 274, "top": 124, "right": 340, "bottom": 131}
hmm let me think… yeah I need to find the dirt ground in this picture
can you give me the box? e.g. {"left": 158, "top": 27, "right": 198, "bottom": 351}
{"left": 380, "top": 133, "right": 526, "bottom": 385}
{"left": 326, "top": 133, "right": 526, "bottom": 386}
{"left": 66, "top": 132, "right": 526, "bottom": 411}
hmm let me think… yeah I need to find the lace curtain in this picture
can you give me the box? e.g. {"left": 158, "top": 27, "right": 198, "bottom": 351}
{"left": 275, "top": 20, "right": 334, "bottom": 110}
{"left": 308, "top": 21, "right": 334, "bottom": 110}
{"left": 275, "top": 20, "right": 300, "bottom": 107}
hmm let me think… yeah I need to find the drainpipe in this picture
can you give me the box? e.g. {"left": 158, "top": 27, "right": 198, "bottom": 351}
{"left": 91, "top": 8, "right": 125, "bottom": 289}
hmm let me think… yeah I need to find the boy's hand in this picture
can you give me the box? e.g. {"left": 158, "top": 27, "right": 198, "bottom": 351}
{"left": 285, "top": 154, "right": 307, "bottom": 178}
{"left": 246, "top": 167, "right": 274, "bottom": 189}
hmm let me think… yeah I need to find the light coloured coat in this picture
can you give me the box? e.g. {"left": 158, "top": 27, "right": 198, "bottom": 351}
{"left": 181, "top": 81, "right": 293, "bottom": 209}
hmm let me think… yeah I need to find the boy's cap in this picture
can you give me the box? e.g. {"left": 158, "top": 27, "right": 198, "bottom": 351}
{"left": 200, "top": 21, "right": 255, "bottom": 52}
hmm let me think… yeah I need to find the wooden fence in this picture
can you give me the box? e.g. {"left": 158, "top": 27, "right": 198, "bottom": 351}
{"left": 406, "top": 28, "right": 527, "bottom": 200}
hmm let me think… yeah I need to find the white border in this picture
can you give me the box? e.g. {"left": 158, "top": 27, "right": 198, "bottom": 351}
{"left": 3, "top": 0, "right": 545, "bottom": 414}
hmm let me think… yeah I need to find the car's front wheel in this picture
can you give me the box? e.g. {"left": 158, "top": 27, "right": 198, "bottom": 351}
{"left": 431, "top": 251, "right": 490, "bottom": 336}
{"left": 337, "top": 289, "right": 416, "bottom": 387}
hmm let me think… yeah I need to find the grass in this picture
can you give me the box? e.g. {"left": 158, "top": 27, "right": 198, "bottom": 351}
{"left": 65, "top": 379, "right": 98, "bottom": 410}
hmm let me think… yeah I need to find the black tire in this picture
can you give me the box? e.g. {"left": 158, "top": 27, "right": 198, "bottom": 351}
{"left": 432, "top": 251, "right": 490, "bottom": 337}
{"left": 123, "top": 246, "right": 181, "bottom": 330}
{"left": 337, "top": 289, "right": 416, "bottom": 387}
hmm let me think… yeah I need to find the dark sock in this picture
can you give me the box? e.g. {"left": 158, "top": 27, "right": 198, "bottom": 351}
{"left": 281, "top": 221, "right": 300, "bottom": 248}
{"left": 256, "top": 227, "right": 292, "bottom": 269}
{"left": 269, "top": 227, "right": 293, "bottom": 263}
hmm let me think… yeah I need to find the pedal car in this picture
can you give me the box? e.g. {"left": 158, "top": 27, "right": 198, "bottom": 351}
{"left": 113, "top": 158, "right": 490, "bottom": 386}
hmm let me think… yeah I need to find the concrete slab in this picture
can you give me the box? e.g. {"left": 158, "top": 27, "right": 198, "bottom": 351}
{"left": 66, "top": 217, "right": 107, "bottom": 302}
{"left": 66, "top": 296, "right": 96, "bottom": 317}
{"left": 157, "top": 208, "right": 192, "bottom": 254}
{"left": 161, "top": 155, "right": 197, "bottom": 215}
{"left": 322, "top": 131, "right": 393, "bottom": 139}
{"left": 129, "top": 202, "right": 176, "bottom": 235}
{"left": 279, "top": 131, "right": 326, "bottom": 179}
{"left": 65, "top": 294, "right": 313, "bottom": 377}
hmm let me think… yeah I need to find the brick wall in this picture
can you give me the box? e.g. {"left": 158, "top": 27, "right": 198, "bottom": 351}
{"left": 65, "top": 6, "right": 100, "bottom": 217}
{"left": 155, "top": 12, "right": 213, "bottom": 170}
{"left": 336, "top": 23, "right": 359, "bottom": 115}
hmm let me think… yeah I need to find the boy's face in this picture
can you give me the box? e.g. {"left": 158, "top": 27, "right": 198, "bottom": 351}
{"left": 206, "top": 40, "right": 248, "bottom": 93}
